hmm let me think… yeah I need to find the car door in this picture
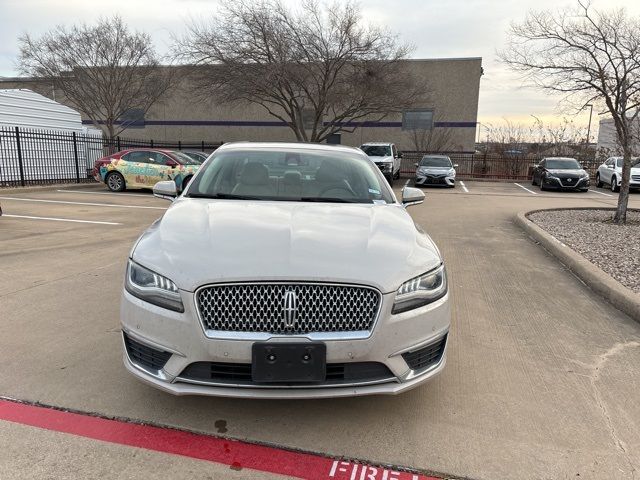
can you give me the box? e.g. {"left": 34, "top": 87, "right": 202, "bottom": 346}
{"left": 146, "top": 151, "right": 177, "bottom": 187}
{"left": 120, "top": 150, "right": 152, "bottom": 188}
{"left": 601, "top": 158, "right": 614, "bottom": 183}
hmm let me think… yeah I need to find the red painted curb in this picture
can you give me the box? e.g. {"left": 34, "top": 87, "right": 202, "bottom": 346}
{"left": 0, "top": 399, "right": 441, "bottom": 480}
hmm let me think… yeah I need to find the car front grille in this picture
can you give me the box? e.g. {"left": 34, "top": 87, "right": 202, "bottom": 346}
{"left": 123, "top": 333, "right": 172, "bottom": 370}
{"left": 632, "top": 175, "right": 640, "bottom": 182}
{"left": 196, "top": 283, "right": 381, "bottom": 334}
{"left": 178, "top": 361, "right": 395, "bottom": 387}
{"left": 559, "top": 176, "right": 580, "bottom": 186}
{"left": 402, "top": 334, "right": 447, "bottom": 371}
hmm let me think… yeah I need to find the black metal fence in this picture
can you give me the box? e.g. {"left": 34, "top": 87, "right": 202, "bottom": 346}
{"left": 0, "top": 126, "right": 222, "bottom": 187}
{"left": 400, "top": 151, "right": 600, "bottom": 181}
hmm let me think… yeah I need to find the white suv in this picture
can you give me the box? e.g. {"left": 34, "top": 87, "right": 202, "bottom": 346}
{"left": 360, "top": 142, "right": 402, "bottom": 185}
{"left": 596, "top": 156, "right": 640, "bottom": 192}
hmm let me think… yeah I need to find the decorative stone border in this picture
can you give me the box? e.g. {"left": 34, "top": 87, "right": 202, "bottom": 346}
{"left": 515, "top": 207, "right": 640, "bottom": 324}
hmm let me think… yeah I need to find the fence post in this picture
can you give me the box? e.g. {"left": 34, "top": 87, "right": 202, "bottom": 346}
{"left": 178, "top": 140, "right": 182, "bottom": 151}
{"left": 72, "top": 132, "right": 81, "bottom": 183}
{"left": 201, "top": 141, "right": 205, "bottom": 152}
{"left": 116, "top": 136, "right": 121, "bottom": 151}
{"left": 150, "top": 139, "right": 154, "bottom": 148}
{"left": 15, "top": 126, "right": 25, "bottom": 187}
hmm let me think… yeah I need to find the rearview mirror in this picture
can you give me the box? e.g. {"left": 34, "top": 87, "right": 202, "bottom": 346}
{"left": 153, "top": 180, "right": 177, "bottom": 201}
{"left": 401, "top": 187, "right": 425, "bottom": 207}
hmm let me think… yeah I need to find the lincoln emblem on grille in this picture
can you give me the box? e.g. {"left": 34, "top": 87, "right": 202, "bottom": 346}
{"left": 283, "top": 290, "right": 298, "bottom": 329}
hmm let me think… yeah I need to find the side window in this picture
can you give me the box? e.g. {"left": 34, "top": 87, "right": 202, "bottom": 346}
{"left": 538, "top": 160, "right": 545, "bottom": 168}
{"left": 122, "top": 151, "right": 151, "bottom": 163}
{"left": 617, "top": 158, "right": 624, "bottom": 168}
{"left": 150, "top": 152, "right": 174, "bottom": 166}
{"left": 605, "top": 158, "right": 613, "bottom": 166}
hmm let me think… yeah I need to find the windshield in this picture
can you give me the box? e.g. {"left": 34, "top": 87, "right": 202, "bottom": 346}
{"left": 420, "top": 156, "right": 452, "bottom": 167}
{"left": 172, "top": 151, "right": 202, "bottom": 166}
{"left": 361, "top": 145, "right": 391, "bottom": 157}
{"left": 546, "top": 159, "right": 580, "bottom": 169}
{"left": 185, "top": 148, "right": 394, "bottom": 204}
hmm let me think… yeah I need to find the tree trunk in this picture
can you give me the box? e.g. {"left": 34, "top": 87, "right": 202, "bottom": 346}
{"left": 613, "top": 146, "right": 632, "bottom": 224}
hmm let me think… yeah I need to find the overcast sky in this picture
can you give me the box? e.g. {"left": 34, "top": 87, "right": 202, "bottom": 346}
{"left": 1, "top": 0, "right": 639, "bottom": 131}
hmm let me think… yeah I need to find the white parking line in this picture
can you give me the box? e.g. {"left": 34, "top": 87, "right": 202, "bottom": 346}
{"left": 513, "top": 183, "right": 538, "bottom": 195}
{"left": 459, "top": 181, "right": 469, "bottom": 193}
{"left": 0, "top": 196, "right": 166, "bottom": 210}
{"left": 589, "top": 189, "right": 614, "bottom": 197}
{"left": 3, "top": 214, "right": 122, "bottom": 225}
{"left": 57, "top": 189, "right": 152, "bottom": 198}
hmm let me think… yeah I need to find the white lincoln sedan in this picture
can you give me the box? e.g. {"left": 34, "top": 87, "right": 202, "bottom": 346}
{"left": 121, "top": 142, "right": 450, "bottom": 398}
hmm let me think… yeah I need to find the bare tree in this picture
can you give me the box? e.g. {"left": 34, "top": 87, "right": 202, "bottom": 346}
{"left": 500, "top": 2, "right": 640, "bottom": 223}
{"left": 173, "top": 0, "right": 426, "bottom": 143}
{"left": 409, "top": 128, "right": 454, "bottom": 152}
{"left": 18, "top": 16, "right": 172, "bottom": 139}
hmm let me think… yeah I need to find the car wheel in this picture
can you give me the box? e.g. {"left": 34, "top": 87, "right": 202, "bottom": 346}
{"left": 531, "top": 175, "right": 537, "bottom": 186}
{"left": 611, "top": 176, "right": 619, "bottom": 192}
{"left": 596, "top": 173, "right": 603, "bottom": 188}
{"left": 386, "top": 174, "right": 394, "bottom": 186}
{"left": 539, "top": 175, "right": 546, "bottom": 191}
{"left": 106, "top": 171, "right": 126, "bottom": 192}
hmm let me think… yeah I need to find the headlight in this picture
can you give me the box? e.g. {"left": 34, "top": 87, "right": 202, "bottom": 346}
{"left": 581, "top": 172, "right": 589, "bottom": 179}
{"left": 449, "top": 169, "right": 456, "bottom": 176}
{"left": 125, "top": 260, "right": 184, "bottom": 312}
{"left": 392, "top": 264, "right": 447, "bottom": 314}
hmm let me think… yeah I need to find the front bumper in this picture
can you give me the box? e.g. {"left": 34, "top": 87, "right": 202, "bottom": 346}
{"left": 415, "top": 173, "right": 455, "bottom": 187}
{"left": 542, "top": 176, "right": 589, "bottom": 190}
{"left": 121, "top": 287, "right": 451, "bottom": 398}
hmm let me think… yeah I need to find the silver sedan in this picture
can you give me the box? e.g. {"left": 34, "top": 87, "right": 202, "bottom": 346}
{"left": 121, "top": 142, "right": 450, "bottom": 398}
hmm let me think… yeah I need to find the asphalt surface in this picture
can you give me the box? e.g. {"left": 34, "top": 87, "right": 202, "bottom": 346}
{"left": 0, "top": 181, "right": 639, "bottom": 479}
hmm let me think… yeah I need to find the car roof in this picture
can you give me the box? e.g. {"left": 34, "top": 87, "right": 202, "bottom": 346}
{"left": 421, "top": 154, "right": 450, "bottom": 158}
{"left": 360, "top": 142, "right": 393, "bottom": 146}
{"left": 216, "top": 141, "right": 365, "bottom": 155}
{"left": 543, "top": 157, "right": 577, "bottom": 161}
{"left": 122, "top": 147, "right": 176, "bottom": 154}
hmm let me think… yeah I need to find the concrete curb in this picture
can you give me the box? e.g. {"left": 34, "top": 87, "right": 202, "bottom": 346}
{"left": 515, "top": 208, "right": 640, "bottom": 324}
{"left": 0, "top": 182, "right": 99, "bottom": 194}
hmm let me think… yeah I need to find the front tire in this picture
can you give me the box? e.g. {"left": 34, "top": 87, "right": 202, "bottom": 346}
{"left": 596, "top": 173, "right": 603, "bottom": 188}
{"left": 539, "top": 175, "right": 546, "bottom": 191}
{"left": 106, "top": 171, "right": 125, "bottom": 192}
{"left": 181, "top": 175, "right": 193, "bottom": 192}
{"left": 531, "top": 175, "right": 537, "bottom": 186}
{"left": 611, "top": 176, "right": 619, "bottom": 192}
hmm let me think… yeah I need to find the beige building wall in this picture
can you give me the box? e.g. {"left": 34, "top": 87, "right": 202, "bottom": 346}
{"left": 0, "top": 57, "right": 482, "bottom": 152}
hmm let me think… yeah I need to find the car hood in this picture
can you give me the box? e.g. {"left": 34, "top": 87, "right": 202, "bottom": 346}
{"left": 418, "top": 166, "right": 453, "bottom": 172}
{"left": 132, "top": 199, "right": 442, "bottom": 293}
{"left": 547, "top": 169, "right": 587, "bottom": 176}
{"left": 369, "top": 155, "right": 394, "bottom": 163}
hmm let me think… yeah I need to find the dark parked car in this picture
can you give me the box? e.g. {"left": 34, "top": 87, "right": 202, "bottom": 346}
{"left": 180, "top": 150, "right": 209, "bottom": 163}
{"left": 531, "top": 157, "right": 590, "bottom": 192}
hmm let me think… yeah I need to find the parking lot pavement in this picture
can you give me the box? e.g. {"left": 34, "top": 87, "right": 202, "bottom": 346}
{"left": 1, "top": 183, "right": 640, "bottom": 479}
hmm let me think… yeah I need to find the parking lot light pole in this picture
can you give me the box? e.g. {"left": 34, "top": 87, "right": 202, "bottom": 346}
{"left": 585, "top": 104, "right": 593, "bottom": 145}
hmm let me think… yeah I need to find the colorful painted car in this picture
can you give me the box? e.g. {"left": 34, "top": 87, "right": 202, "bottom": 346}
{"left": 94, "top": 149, "right": 201, "bottom": 192}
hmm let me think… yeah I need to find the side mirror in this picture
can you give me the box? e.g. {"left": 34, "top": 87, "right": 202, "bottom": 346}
{"left": 153, "top": 180, "right": 177, "bottom": 201}
{"left": 453, "top": 164, "right": 459, "bottom": 168}
{"left": 414, "top": 162, "right": 419, "bottom": 167}
{"left": 401, "top": 186, "right": 425, "bottom": 207}
{"left": 397, "top": 152, "right": 403, "bottom": 159}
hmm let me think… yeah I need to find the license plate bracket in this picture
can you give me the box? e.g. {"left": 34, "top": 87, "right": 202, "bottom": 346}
{"left": 252, "top": 343, "right": 326, "bottom": 383}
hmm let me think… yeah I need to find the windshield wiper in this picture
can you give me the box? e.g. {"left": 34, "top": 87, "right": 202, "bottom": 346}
{"left": 186, "top": 192, "right": 265, "bottom": 200}
{"left": 299, "top": 197, "right": 369, "bottom": 203}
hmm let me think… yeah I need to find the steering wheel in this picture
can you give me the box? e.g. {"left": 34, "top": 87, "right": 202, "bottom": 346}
{"left": 317, "top": 184, "right": 356, "bottom": 197}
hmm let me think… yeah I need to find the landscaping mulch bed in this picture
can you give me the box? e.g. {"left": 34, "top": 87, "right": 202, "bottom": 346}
{"left": 528, "top": 209, "right": 640, "bottom": 294}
